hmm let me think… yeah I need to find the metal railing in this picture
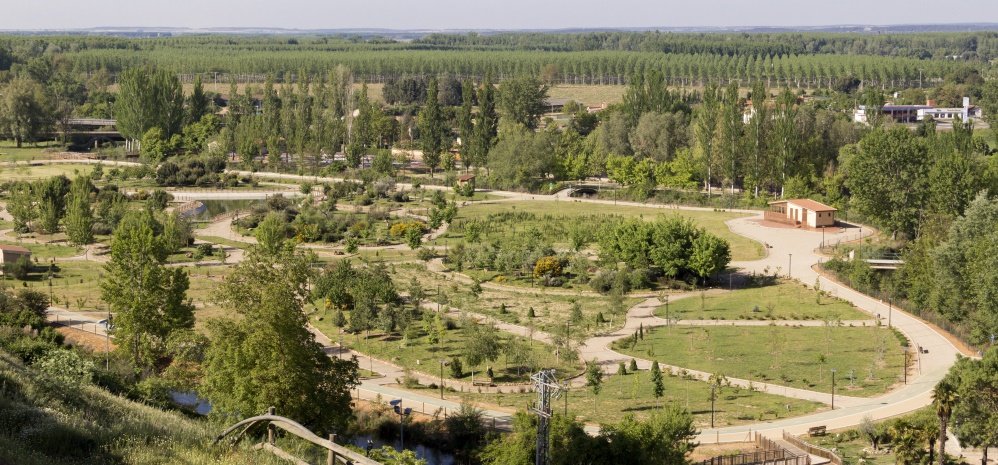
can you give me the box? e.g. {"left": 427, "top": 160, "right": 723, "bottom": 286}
{"left": 783, "top": 432, "right": 843, "bottom": 465}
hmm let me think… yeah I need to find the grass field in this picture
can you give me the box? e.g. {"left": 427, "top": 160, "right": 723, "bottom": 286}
{"left": 406, "top": 366, "right": 822, "bottom": 427}
{"left": 392, "top": 262, "right": 640, "bottom": 337}
{"left": 547, "top": 84, "right": 627, "bottom": 106}
{"left": 435, "top": 200, "right": 764, "bottom": 261}
{"left": 0, "top": 141, "right": 64, "bottom": 162}
{"left": 0, "top": 163, "right": 94, "bottom": 181}
{"left": 615, "top": 325, "right": 907, "bottom": 397}
{"left": 312, "top": 312, "right": 580, "bottom": 384}
{"left": 657, "top": 280, "right": 871, "bottom": 321}
{"left": 20, "top": 243, "right": 83, "bottom": 259}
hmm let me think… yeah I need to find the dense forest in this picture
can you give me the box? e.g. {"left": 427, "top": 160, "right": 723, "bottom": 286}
{"left": 0, "top": 32, "right": 993, "bottom": 87}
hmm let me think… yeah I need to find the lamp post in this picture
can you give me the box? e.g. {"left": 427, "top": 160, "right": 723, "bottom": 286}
{"left": 821, "top": 226, "right": 826, "bottom": 249}
{"left": 830, "top": 369, "right": 837, "bottom": 409}
{"left": 888, "top": 298, "right": 893, "bottom": 329}
{"left": 439, "top": 359, "right": 448, "bottom": 399}
{"left": 788, "top": 253, "right": 793, "bottom": 279}
{"left": 390, "top": 399, "right": 412, "bottom": 450}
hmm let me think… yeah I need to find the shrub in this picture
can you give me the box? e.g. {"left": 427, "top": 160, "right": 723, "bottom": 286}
{"left": 449, "top": 357, "right": 464, "bottom": 378}
{"left": 36, "top": 349, "right": 96, "bottom": 388}
{"left": 533, "top": 256, "right": 563, "bottom": 279}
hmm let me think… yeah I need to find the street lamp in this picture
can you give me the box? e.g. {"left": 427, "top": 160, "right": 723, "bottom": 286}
{"left": 390, "top": 399, "right": 412, "bottom": 450}
{"left": 788, "top": 253, "right": 793, "bottom": 279}
{"left": 830, "top": 369, "right": 837, "bottom": 409}
{"left": 439, "top": 359, "right": 448, "bottom": 399}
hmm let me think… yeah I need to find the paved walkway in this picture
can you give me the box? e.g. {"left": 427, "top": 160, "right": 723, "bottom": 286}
{"left": 21, "top": 165, "right": 969, "bottom": 447}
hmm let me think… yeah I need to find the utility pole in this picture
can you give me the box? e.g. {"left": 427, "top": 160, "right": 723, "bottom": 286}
{"left": 710, "top": 384, "right": 716, "bottom": 428}
{"left": 888, "top": 298, "right": 893, "bottom": 328}
{"left": 531, "top": 370, "right": 564, "bottom": 465}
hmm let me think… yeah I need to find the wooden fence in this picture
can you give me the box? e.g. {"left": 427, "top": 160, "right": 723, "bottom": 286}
{"left": 698, "top": 433, "right": 810, "bottom": 465}
{"left": 783, "top": 432, "right": 843, "bottom": 465}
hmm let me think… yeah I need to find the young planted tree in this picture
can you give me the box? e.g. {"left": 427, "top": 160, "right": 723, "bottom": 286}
{"left": 586, "top": 359, "right": 604, "bottom": 413}
{"left": 64, "top": 176, "right": 95, "bottom": 245}
{"left": 650, "top": 360, "right": 665, "bottom": 404}
{"left": 6, "top": 181, "right": 37, "bottom": 233}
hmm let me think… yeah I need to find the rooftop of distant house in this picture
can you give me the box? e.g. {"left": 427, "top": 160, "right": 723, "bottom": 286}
{"left": 0, "top": 244, "right": 31, "bottom": 254}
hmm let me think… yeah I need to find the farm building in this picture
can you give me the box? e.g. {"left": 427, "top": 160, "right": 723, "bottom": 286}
{"left": 0, "top": 244, "right": 31, "bottom": 268}
{"left": 854, "top": 97, "right": 983, "bottom": 124}
{"left": 766, "top": 199, "right": 837, "bottom": 228}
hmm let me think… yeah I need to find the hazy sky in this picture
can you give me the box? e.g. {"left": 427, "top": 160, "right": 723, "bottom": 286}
{"left": 2, "top": 0, "right": 997, "bottom": 30}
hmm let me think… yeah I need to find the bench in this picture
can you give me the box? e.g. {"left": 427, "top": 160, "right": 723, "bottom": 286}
{"left": 808, "top": 426, "right": 827, "bottom": 437}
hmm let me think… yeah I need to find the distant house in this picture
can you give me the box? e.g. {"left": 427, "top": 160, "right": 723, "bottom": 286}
{"left": 854, "top": 97, "right": 983, "bottom": 124}
{"left": 0, "top": 244, "right": 31, "bottom": 269}
{"left": 457, "top": 174, "right": 476, "bottom": 186}
{"left": 543, "top": 98, "right": 569, "bottom": 113}
{"left": 766, "top": 199, "right": 837, "bottom": 228}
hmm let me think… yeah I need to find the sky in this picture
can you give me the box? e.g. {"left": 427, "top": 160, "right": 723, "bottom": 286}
{"left": 2, "top": 0, "right": 997, "bottom": 31}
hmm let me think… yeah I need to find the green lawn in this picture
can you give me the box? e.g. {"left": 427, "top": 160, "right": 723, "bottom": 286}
{"left": 614, "top": 325, "right": 907, "bottom": 397}
{"left": 657, "top": 281, "right": 871, "bottom": 321}
{"left": 406, "top": 366, "right": 822, "bottom": 428}
{"left": 0, "top": 141, "right": 64, "bottom": 162}
{"left": 11, "top": 242, "right": 83, "bottom": 260}
{"left": 392, "top": 262, "right": 640, "bottom": 337}
{"left": 312, "top": 312, "right": 580, "bottom": 384}
{"left": 433, "top": 200, "right": 763, "bottom": 261}
{"left": 0, "top": 163, "right": 93, "bottom": 181}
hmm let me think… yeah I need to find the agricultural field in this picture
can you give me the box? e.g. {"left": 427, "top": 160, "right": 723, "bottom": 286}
{"left": 615, "top": 325, "right": 908, "bottom": 397}
{"left": 657, "top": 280, "right": 871, "bottom": 321}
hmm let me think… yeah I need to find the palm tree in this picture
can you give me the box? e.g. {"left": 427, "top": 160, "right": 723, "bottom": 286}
{"left": 932, "top": 379, "right": 960, "bottom": 465}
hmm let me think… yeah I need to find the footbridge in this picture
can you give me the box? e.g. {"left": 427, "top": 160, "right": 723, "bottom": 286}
{"left": 214, "top": 407, "right": 382, "bottom": 465}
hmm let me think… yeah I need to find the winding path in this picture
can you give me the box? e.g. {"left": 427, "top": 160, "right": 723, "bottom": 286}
{"left": 16, "top": 164, "right": 968, "bottom": 448}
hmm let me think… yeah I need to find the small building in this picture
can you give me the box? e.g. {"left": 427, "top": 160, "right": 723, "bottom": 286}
{"left": 543, "top": 98, "right": 569, "bottom": 114}
{"left": 457, "top": 174, "right": 476, "bottom": 186}
{"left": 0, "top": 244, "right": 31, "bottom": 269}
{"left": 854, "top": 97, "right": 983, "bottom": 124}
{"left": 917, "top": 97, "right": 983, "bottom": 122}
{"left": 766, "top": 199, "right": 837, "bottom": 228}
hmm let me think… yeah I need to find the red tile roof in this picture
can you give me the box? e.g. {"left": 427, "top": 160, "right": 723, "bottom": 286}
{"left": 0, "top": 244, "right": 31, "bottom": 254}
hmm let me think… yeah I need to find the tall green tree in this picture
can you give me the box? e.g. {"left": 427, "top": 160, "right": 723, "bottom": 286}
{"left": 0, "top": 77, "right": 53, "bottom": 147}
{"left": 745, "top": 81, "right": 771, "bottom": 197}
{"left": 254, "top": 212, "right": 289, "bottom": 256}
{"left": 469, "top": 76, "right": 499, "bottom": 170}
{"left": 771, "top": 88, "right": 801, "bottom": 197}
{"left": 694, "top": 84, "right": 720, "bottom": 195}
{"left": 951, "top": 348, "right": 998, "bottom": 462}
{"left": 200, "top": 246, "right": 359, "bottom": 433}
{"left": 115, "top": 66, "right": 185, "bottom": 140}
{"left": 186, "top": 75, "right": 211, "bottom": 125}
{"left": 5, "top": 181, "right": 36, "bottom": 233}
{"left": 497, "top": 76, "right": 549, "bottom": 130}
{"left": 100, "top": 210, "right": 194, "bottom": 373}
{"left": 458, "top": 78, "right": 475, "bottom": 166}
{"left": 844, "top": 127, "right": 929, "bottom": 238}
{"left": 419, "top": 77, "right": 448, "bottom": 176}
{"left": 36, "top": 175, "right": 70, "bottom": 234}
{"left": 64, "top": 176, "right": 95, "bottom": 245}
